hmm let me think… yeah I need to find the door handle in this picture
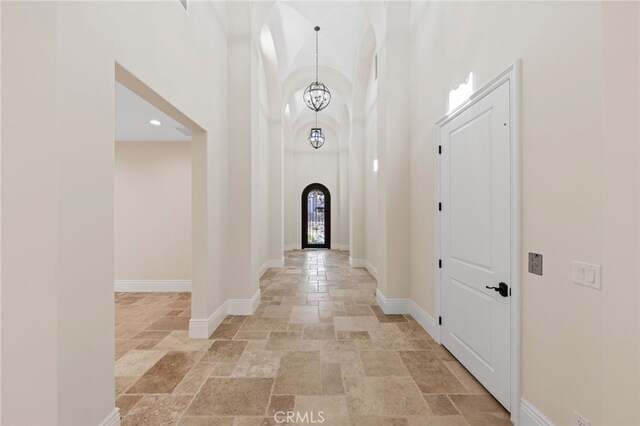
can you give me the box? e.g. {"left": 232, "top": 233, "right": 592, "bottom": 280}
{"left": 485, "top": 282, "right": 509, "bottom": 297}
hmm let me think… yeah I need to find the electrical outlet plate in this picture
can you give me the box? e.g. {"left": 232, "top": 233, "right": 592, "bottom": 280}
{"left": 572, "top": 410, "right": 590, "bottom": 426}
{"left": 528, "top": 252, "right": 543, "bottom": 275}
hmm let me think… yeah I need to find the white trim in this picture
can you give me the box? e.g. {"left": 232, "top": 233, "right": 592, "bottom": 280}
{"left": 338, "top": 244, "right": 350, "bottom": 251}
{"left": 511, "top": 61, "right": 523, "bottom": 425}
{"left": 375, "top": 289, "right": 410, "bottom": 315}
{"left": 189, "top": 289, "right": 261, "bottom": 338}
{"left": 409, "top": 300, "right": 439, "bottom": 343}
{"left": 259, "top": 258, "right": 285, "bottom": 277}
{"left": 189, "top": 300, "right": 227, "bottom": 339}
{"left": 99, "top": 408, "right": 121, "bottom": 426}
{"left": 434, "top": 60, "right": 522, "bottom": 422}
{"left": 520, "top": 399, "right": 553, "bottom": 426}
{"left": 364, "top": 261, "right": 378, "bottom": 279}
{"left": 330, "top": 243, "right": 339, "bottom": 250}
{"left": 228, "top": 289, "right": 261, "bottom": 315}
{"left": 284, "top": 244, "right": 301, "bottom": 251}
{"left": 349, "top": 257, "right": 378, "bottom": 279}
{"left": 374, "top": 291, "right": 439, "bottom": 343}
{"left": 114, "top": 280, "right": 191, "bottom": 292}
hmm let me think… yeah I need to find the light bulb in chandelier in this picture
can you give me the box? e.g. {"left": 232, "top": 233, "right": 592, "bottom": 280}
{"left": 303, "top": 26, "right": 331, "bottom": 112}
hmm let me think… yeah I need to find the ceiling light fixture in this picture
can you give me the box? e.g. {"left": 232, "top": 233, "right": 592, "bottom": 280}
{"left": 308, "top": 112, "right": 325, "bottom": 149}
{"left": 149, "top": 119, "right": 162, "bottom": 126}
{"left": 303, "top": 26, "right": 331, "bottom": 112}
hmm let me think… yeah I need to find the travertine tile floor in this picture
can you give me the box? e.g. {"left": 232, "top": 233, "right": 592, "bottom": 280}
{"left": 115, "top": 250, "right": 510, "bottom": 426}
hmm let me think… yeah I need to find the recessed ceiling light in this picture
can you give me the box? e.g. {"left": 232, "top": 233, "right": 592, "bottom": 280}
{"left": 150, "top": 119, "right": 161, "bottom": 126}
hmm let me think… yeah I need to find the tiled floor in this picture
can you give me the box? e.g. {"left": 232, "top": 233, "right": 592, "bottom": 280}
{"left": 115, "top": 250, "right": 510, "bottom": 425}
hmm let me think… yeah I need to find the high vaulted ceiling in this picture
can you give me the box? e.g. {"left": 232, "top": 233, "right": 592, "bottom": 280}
{"left": 267, "top": 2, "right": 367, "bottom": 84}
{"left": 263, "top": 1, "right": 370, "bottom": 136}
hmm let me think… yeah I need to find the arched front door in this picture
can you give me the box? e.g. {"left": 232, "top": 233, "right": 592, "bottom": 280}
{"left": 301, "top": 183, "right": 331, "bottom": 249}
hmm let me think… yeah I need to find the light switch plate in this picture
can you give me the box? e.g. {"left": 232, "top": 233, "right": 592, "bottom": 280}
{"left": 528, "top": 253, "right": 543, "bottom": 275}
{"left": 572, "top": 261, "right": 601, "bottom": 290}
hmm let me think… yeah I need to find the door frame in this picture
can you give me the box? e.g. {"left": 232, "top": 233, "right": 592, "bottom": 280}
{"left": 301, "top": 183, "right": 331, "bottom": 249}
{"left": 433, "top": 60, "right": 521, "bottom": 423}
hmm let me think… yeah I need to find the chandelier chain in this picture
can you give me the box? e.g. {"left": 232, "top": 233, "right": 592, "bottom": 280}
{"left": 315, "top": 29, "right": 319, "bottom": 82}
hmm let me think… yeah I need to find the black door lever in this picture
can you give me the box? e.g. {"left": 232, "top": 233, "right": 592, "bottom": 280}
{"left": 485, "top": 282, "right": 509, "bottom": 297}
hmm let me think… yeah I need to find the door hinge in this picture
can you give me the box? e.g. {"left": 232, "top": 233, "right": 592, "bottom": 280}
{"left": 438, "top": 202, "right": 442, "bottom": 211}
{"left": 438, "top": 145, "right": 442, "bottom": 154}
{"left": 438, "top": 316, "right": 442, "bottom": 325}
{"left": 438, "top": 259, "right": 442, "bottom": 268}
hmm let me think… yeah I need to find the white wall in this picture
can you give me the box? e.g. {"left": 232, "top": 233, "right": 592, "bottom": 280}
{"left": 407, "top": 2, "right": 639, "bottom": 424}
{"left": 114, "top": 141, "right": 191, "bottom": 281}
{"left": 601, "top": 3, "right": 640, "bottom": 423}
{"left": 364, "top": 54, "right": 378, "bottom": 270}
{"left": 256, "top": 58, "right": 270, "bottom": 270}
{"left": 1, "top": 2, "right": 228, "bottom": 424}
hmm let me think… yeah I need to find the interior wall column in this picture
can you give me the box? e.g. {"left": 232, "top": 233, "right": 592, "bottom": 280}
{"left": 268, "top": 118, "right": 284, "bottom": 263}
{"left": 349, "top": 119, "right": 365, "bottom": 263}
{"left": 227, "top": 1, "right": 258, "bottom": 301}
{"left": 376, "top": 2, "right": 411, "bottom": 302}
{"left": 1, "top": 3, "right": 59, "bottom": 423}
{"left": 339, "top": 129, "right": 350, "bottom": 251}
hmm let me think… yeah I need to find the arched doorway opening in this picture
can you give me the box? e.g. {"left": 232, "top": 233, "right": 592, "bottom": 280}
{"left": 301, "top": 183, "right": 331, "bottom": 249}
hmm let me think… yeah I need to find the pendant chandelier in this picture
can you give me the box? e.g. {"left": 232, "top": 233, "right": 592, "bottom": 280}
{"left": 308, "top": 112, "right": 325, "bottom": 149}
{"left": 303, "top": 26, "right": 331, "bottom": 112}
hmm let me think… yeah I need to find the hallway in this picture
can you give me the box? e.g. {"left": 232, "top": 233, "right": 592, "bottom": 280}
{"left": 114, "top": 250, "right": 509, "bottom": 425}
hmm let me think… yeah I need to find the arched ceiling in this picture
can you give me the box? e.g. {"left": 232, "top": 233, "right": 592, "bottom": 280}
{"left": 263, "top": 1, "right": 369, "bottom": 134}
{"left": 267, "top": 2, "right": 367, "bottom": 84}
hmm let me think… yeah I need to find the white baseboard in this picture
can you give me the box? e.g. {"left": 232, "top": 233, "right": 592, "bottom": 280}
{"left": 520, "top": 398, "right": 553, "bottom": 426}
{"left": 228, "top": 289, "right": 261, "bottom": 315}
{"left": 284, "top": 244, "right": 301, "bottom": 251}
{"left": 189, "top": 300, "right": 227, "bottom": 339}
{"left": 364, "top": 261, "right": 378, "bottom": 279}
{"left": 375, "top": 290, "right": 440, "bottom": 343}
{"left": 338, "top": 244, "right": 350, "bottom": 251}
{"left": 259, "top": 258, "right": 285, "bottom": 277}
{"left": 409, "top": 300, "right": 439, "bottom": 343}
{"left": 375, "top": 289, "right": 410, "bottom": 315}
{"left": 349, "top": 257, "right": 378, "bottom": 279}
{"left": 114, "top": 280, "right": 191, "bottom": 292}
{"left": 189, "top": 289, "right": 261, "bottom": 338}
{"left": 99, "top": 408, "right": 121, "bottom": 426}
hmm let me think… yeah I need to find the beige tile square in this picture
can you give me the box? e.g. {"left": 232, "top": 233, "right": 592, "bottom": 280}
{"left": 173, "top": 362, "right": 215, "bottom": 394}
{"left": 154, "top": 331, "right": 214, "bottom": 352}
{"left": 201, "top": 340, "right": 247, "bottom": 363}
{"left": 423, "top": 394, "right": 460, "bottom": 415}
{"left": 293, "top": 396, "right": 350, "bottom": 425}
{"left": 185, "top": 378, "right": 273, "bottom": 416}
{"left": 127, "top": 351, "right": 200, "bottom": 394}
{"left": 273, "top": 351, "right": 323, "bottom": 395}
{"left": 345, "top": 376, "right": 429, "bottom": 416}
{"left": 232, "top": 350, "right": 282, "bottom": 378}
{"left": 290, "top": 306, "right": 320, "bottom": 323}
{"left": 360, "top": 351, "right": 409, "bottom": 377}
{"left": 122, "top": 395, "right": 192, "bottom": 426}
{"left": 115, "top": 350, "right": 167, "bottom": 378}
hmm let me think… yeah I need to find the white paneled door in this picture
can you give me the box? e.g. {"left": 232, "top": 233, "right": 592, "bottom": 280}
{"left": 440, "top": 79, "right": 512, "bottom": 410}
